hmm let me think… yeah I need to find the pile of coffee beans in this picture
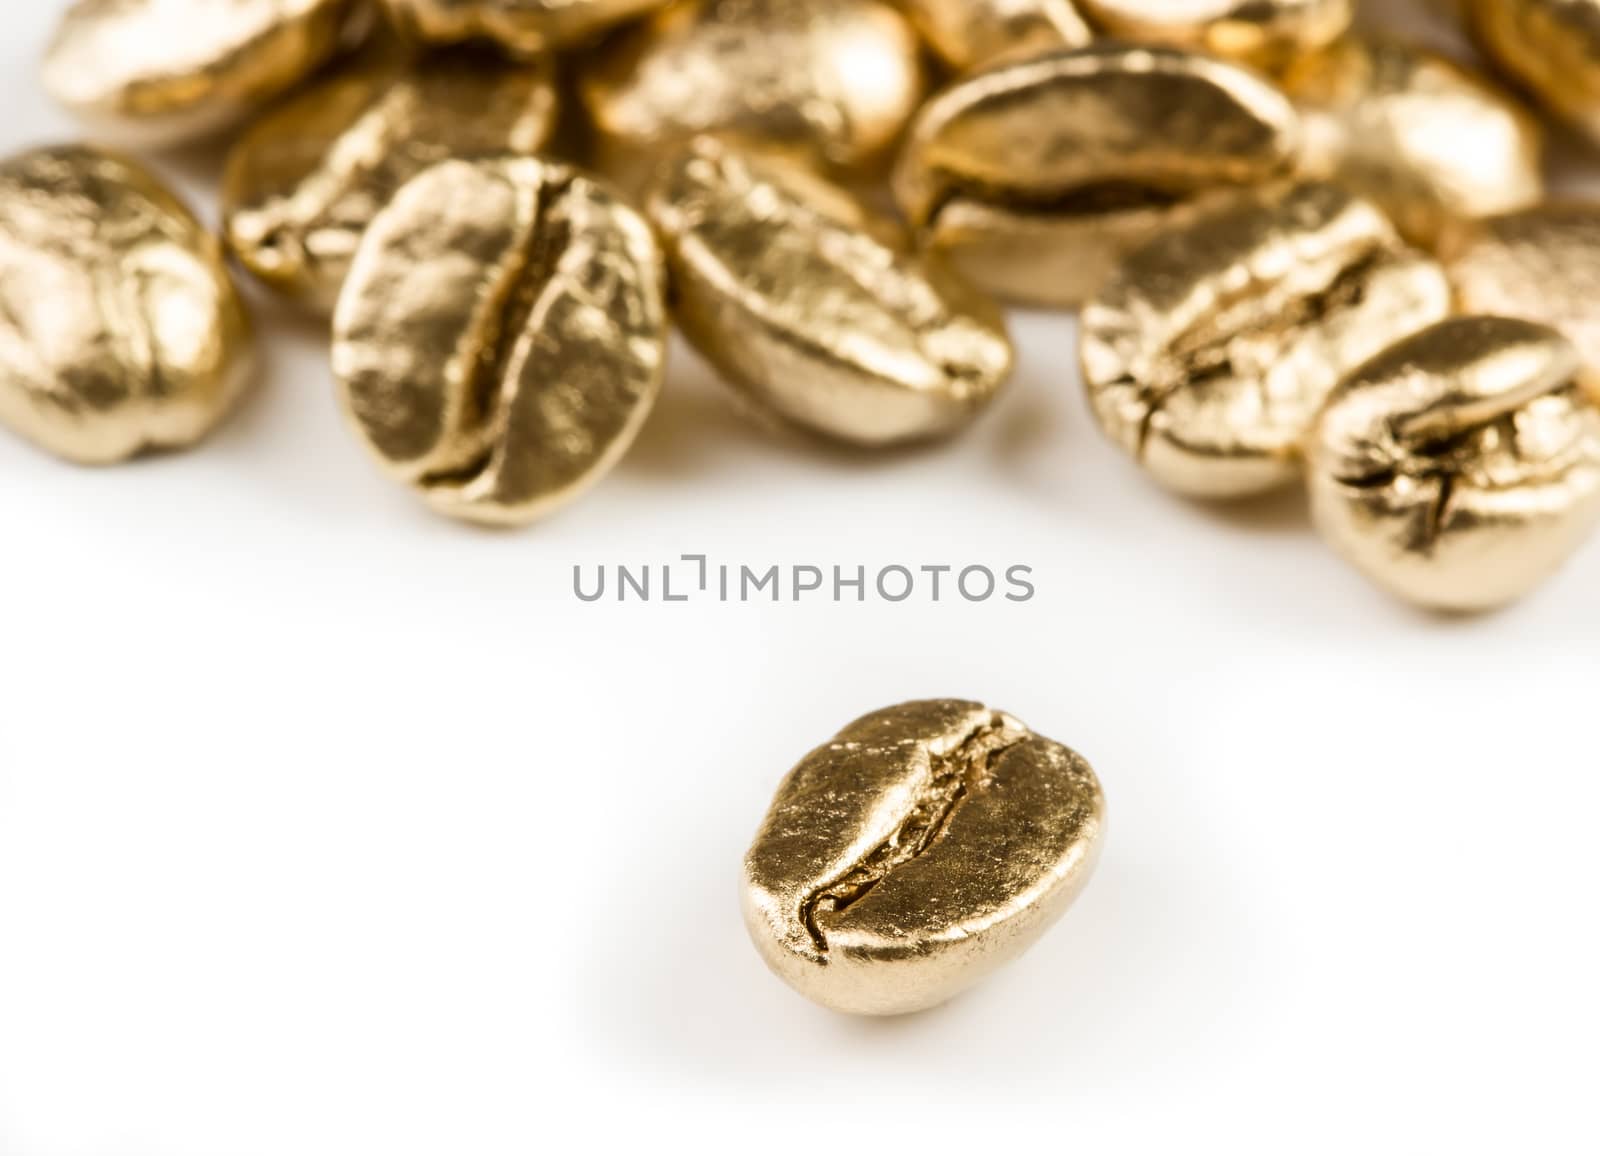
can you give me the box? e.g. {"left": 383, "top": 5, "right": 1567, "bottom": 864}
{"left": 6, "top": 0, "right": 1600, "bottom": 612}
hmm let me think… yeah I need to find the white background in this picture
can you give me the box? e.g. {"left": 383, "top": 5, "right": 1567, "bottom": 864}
{"left": 2, "top": 2, "right": 1596, "bottom": 1152}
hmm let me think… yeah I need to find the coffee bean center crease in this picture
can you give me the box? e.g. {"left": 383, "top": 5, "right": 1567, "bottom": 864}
{"left": 798, "top": 713, "right": 1026, "bottom": 960}
{"left": 1132, "top": 243, "right": 1384, "bottom": 460}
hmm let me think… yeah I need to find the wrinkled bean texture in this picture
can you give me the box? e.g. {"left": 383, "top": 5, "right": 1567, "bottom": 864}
{"left": 743, "top": 699, "right": 1105, "bottom": 1016}
{"left": 649, "top": 138, "right": 1013, "bottom": 447}
{"left": 332, "top": 156, "right": 666, "bottom": 526}
{"left": 1081, "top": 181, "right": 1451, "bottom": 498}
{"left": 224, "top": 46, "right": 558, "bottom": 313}
{"left": 1309, "top": 316, "right": 1600, "bottom": 612}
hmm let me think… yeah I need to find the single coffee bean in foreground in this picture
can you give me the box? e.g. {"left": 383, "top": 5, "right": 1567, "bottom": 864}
{"left": 331, "top": 156, "right": 666, "bottom": 526}
{"left": 382, "top": 0, "right": 666, "bottom": 54}
{"left": 1309, "top": 317, "right": 1600, "bottom": 613}
{"left": 897, "top": 0, "right": 1091, "bottom": 73}
{"left": 1440, "top": 206, "right": 1600, "bottom": 390}
{"left": 579, "top": 0, "right": 927, "bottom": 191}
{"left": 1080, "top": 181, "right": 1451, "bottom": 499}
{"left": 1465, "top": 0, "right": 1600, "bottom": 146}
{"left": 742, "top": 700, "right": 1105, "bottom": 1016}
{"left": 1282, "top": 37, "right": 1544, "bottom": 248}
{"left": 223, "top": 45, "right": 559, "bottom": 313}
{"left": 1076, "top": 0, "right": 1350, "bottom": 67}
{"left": 43, "top": 0, "right": 358, "bottom": 147}
{"left": 892, "top": 44, "right": 1300, "bottom": 309}
{"left": 648, "top": 137, "right": 1013, "bottom": 447}
{"left": 0, "top": 146, "right": 256, "bottom": 465}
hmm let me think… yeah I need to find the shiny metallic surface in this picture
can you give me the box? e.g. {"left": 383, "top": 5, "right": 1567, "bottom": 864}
{"left": 898, "top": 0, "right": 1092, "bottom": 72}
{"left": 0, "top": 145, "right": 256, "bottom": 465}
{"left": 43, "top": 0, "right": 355, "bottom": 148}
{"left": 1081, "top": 182, "right": 1451, "bottom": 499}
{"left": 648, "top": 138, "right": 1013, "bottom": 447}
{"left": 1465, "top": 0, "right": 1600, "bottom": 144}
{"left": 223, "top": 46, "right": 558, "bottom": 313}
{"left": 1282, "top": 37, "right": 1543, "bottom": 248}
{"left": 742, "top": 700, "right": 1105, "bottom": 1016}
{"left": 892, "top": 44, "right": 1300, "bottom": 308}
{"left": 331, "top": 156, "right": 667, "bottom": 526}
{"left": 579, "top": 0, "right": 927, "bottom": 190}
{"left": 1076, "top": 0, "right": 1350, "bottom": 66}
{"left": 1309, "top": 316, "right": 1600, "bottom": 612}
{"left": 1440, "top": 206, "right": 1600, "bottom": 391}
{"left": 382, "top": 0, "right": 667, "bottom": 54}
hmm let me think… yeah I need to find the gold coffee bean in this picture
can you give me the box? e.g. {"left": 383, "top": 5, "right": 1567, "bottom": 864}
{"left": 1079, "top": 181, "right": 1451, "bottom": 499}
{"left": 579, "top": 0, "right": 927, "bottom": 190}
{"left": 1465, "top": 0, "right": 1600, "bottom": 145}
{"left": 648, "top": 138, "right": 1013, "bottom": 447}
{"left": 0, "top": 146, "right": 256, "bottom": 465}
{"left": 223, "top": 46, "right": 558, "bottom": 313}
{"left": 742, "top": 699, "right": 1104, "bottom": 1016}
{"left": 1076, "top": 0, "right": 1350, "bottom": 66}
{"left": 892, "top": 44, "right": 1300, "bottom": 309}
{"left": 381, "top": 0, "right": 667, "bottom": 55}
{"left": 1440, "top": 206, "right": 1600, "bottom": 390}
{"left": 1309, "top": 317, "right": 1600, "bottom": 613}
{"left": 898, "top": 0, "right": 1091, "bottom": 73}
{"left": 331, "top": 156, "right": 666, "bottom": 526}
{"left": 1282, "top": 38, "right": 1543, "bottom": 248}
{"left": 43, "top": 0, "right": 357, "bottom": 148}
